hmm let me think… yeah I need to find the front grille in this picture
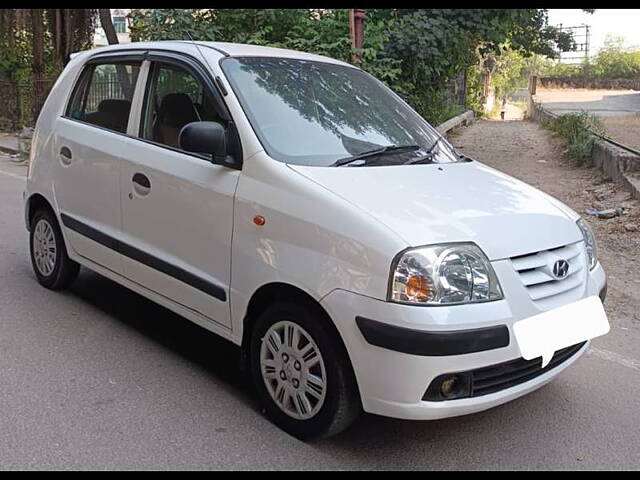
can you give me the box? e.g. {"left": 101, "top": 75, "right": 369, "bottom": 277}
{"left": 423, "top": 341, "right": 586, "bottom": 401}
{"left": 510, "top": 242, "right": 586, "bottom": 309}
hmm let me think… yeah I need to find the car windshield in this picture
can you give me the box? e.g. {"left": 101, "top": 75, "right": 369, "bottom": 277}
{"left": 220, "top": 57, "right": 465, "bottom": 167}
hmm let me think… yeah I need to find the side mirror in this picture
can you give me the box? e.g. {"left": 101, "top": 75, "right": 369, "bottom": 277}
{"left": 179, "top": 121, "right": 227, "bottom": 163}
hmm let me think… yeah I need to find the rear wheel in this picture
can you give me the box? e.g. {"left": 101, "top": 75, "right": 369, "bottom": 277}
{"left": 29, "top": 208, "right": 79, "bottom": 289}
{"left": 249, "top": 301, "right": 361, "bottom": 440}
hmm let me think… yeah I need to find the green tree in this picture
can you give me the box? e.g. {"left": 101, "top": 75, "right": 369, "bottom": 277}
{"left": 592, "top": 35, "right": 640, "bottom": 78}
{"left": 0, "top": 9, "right": 96, "bottom": 81}
{"left": 491, "top": 49, "right": 529, "bottom": 98}
{"left": 362, "top": 10, "right": 577, "bottom": 122}
{"left": 126, "top": 8, "right": 582, "bottom": 124}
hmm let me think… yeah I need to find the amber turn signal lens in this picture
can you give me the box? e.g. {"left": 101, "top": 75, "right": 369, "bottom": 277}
{"left": 406, "top": 275, "right": 431, "bottom": 301}
{"left": 253, "top": 215, "right": 266, "bottom": 226}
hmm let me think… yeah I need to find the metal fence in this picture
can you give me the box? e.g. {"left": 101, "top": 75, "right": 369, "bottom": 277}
{"left": 0, "top": 78, "right": 55, "bottom": 131}
{"left": 0, "top": 71, "right": 201, "bottom": 131}
{"left": 84, "top": 79, "right": 131, "bottom": 112}
{"left": 0, "top": 75, "right": 137, "bottom": 131}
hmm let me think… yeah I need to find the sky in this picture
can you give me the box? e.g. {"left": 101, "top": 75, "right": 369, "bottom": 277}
{"left": 547, "top": 9, "right": 640, "bottom": 61}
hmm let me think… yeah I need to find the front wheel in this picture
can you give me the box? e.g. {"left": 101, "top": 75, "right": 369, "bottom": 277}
{"left": 249, "top": 301, "right": 361, "bottom": 440}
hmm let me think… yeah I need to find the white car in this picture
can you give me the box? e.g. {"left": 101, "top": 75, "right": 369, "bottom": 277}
{"left": 24, "top": 41, "right": 609, "bottom": 439}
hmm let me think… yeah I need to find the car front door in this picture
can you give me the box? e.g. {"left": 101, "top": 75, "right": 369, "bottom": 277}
{"left": 54, "top": 58, "right": 142, "bottom": 272}
{"left": 119, "top": 55, "right": 240, "bottom": 329}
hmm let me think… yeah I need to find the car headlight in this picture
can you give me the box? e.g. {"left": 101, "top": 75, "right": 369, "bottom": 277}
{"left": 577, "top": 218, "right": 598, "bottom": 270}
{"left": 389, "top": 243, "right": 504, "bottom": 305}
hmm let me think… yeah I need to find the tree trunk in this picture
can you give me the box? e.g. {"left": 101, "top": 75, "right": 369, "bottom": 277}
{"left": 64, "top": 9, "right": 72, "bottom": 64}
{"left": 54, "top": 9, "right": 63, "bottom": 68}
{"left": 31, "top": 9, "right": 45, "bottom": 124}
{"left": 99, "top": 9, "right": 119, "bottom": 45}
{"left": 99, "top": 9, "right": 134, "bottom": 99}
{"left": 6, "top": 9, "right": 16, "bottom": 51}
{"left": 0, "top": 10, "right": 5, "bottom": 41}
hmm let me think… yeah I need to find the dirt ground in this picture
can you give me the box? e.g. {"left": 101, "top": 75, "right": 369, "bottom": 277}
{"left": 448, "top": 117, "right": 640, "bottom": 330}
{"left": 601, "top": 112, "right": 640, "bottom": 152}
{"left": 489, "top": 102, "right": 525, "bottom": 121}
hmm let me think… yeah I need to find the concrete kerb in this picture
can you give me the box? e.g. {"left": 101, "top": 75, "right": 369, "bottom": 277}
{"left": 530, "top": 97, "right": 640, "bottom": 201}
{"left": 437, "top": 110, "right": 475, "bottom": 135}
{"left": 0, "top": 127, "right": 33, "bottom": 159}
{"left": 0, "top": 137, "right": 22, "bottom": 156}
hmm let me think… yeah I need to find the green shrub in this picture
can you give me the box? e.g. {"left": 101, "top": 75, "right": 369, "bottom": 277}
{"left": 542, "top": 111, "right": 604, "bottom": 163}
{"left": 407, "top": 88, "right": 466, "bottom": 126}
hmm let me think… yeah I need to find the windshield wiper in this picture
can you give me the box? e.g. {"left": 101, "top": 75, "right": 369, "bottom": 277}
{"left": 332, "top": 144, "right": 420, "bottom": 167}
{"left": 403, "top": 136, "right": 444, "bottom": 165}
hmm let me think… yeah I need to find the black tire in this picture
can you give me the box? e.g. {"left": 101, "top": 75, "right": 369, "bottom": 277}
{"left": 249, "top": 300, "right": 362, "bottom": 440}
{"left": 29, "top": 208, "right": 80, "bottom": 290}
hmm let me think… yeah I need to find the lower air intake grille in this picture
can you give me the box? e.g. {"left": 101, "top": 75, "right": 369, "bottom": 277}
{"left": 423, "top": 341, "right": 586, "bottom": 401}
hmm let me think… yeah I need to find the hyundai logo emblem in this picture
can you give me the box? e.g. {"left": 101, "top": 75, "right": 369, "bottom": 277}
{"left": 552, "top": 259, "right": 570, "bottom": 279}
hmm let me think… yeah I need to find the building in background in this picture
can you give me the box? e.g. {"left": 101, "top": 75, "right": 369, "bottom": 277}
{"left": 93, "top": 9, "right": 131, "bottom": 46}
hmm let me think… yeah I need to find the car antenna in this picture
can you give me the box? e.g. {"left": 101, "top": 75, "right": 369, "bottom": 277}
{"left": 185, "top": 30, "right": 228, "bottom": 96}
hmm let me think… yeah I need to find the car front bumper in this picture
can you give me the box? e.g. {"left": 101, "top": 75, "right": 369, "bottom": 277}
{"left": 319, "top": 261, "right": 606, "bottom": 420}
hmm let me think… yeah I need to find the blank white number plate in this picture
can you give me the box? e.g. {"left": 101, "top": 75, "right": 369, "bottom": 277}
{"left": 513, "top": 296, "right": 609, "bottom": 367}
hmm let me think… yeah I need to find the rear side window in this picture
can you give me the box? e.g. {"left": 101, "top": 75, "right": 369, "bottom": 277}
{"left": 66, "top": 61, "right": 141, "bottom": 134}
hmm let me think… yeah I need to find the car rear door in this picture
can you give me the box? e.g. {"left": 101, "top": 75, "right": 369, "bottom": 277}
{"left": 118, "top": 53, "right": 241, "bottom": 329}
{"left": 53, "top": 56, "right": 143, "bottom": 273}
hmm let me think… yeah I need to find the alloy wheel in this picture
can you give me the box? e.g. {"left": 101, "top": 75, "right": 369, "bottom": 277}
{"left": 33, "top": 218, "right": 57, "bottom": 277}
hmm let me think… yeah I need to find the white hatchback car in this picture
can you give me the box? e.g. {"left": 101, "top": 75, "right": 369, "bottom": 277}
{"left": 25, "top": 41, "right": 609, "bottom": 439}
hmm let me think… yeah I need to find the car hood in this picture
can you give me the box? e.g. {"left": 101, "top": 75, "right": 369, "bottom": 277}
{"left": 288, "top": 160, "right": 582, "bottom": 260}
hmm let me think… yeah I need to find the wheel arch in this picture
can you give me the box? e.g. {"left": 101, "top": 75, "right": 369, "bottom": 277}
{"left": 240, "top": 282, "right": 359, "bottom": 396}
{"left": 242, "top": 282, "right": 328, "bottom": 347}
{"left": 25, "top": 193, "right": 55, "bottom": 231}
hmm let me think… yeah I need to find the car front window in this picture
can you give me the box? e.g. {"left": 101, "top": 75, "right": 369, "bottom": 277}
{"left": 221, "top": 57, "right": 464, "bottom": 167}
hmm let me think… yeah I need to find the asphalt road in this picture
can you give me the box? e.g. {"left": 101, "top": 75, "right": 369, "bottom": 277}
{"left": 1, "top": 157, "right": 639, "bottom": 470}
{"left": 536, "top": 88, "right": 640, "bottom": 117}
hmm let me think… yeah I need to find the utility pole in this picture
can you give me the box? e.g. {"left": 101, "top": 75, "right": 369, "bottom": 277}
{"left": 585, "top": 25, "right": 590, "bottom": 59}
{"left": 31, "top": 9, "right": 45, "bottom": 121}
{"left": 348, "top": 9, "right": 366, "bottom": 64}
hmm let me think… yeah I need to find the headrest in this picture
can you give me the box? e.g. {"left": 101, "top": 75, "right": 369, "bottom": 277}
{"left": 98, "top": 99, "right": 131, "bottom": 117}
{"left": 158, "top": 93, "right": 199, "bottom": 128}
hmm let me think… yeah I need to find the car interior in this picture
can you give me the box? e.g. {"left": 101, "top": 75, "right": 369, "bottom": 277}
{"left": 152, "top": 93, "right": 202, "bottom": 149}
{"left": 67, "top": 61, "right": 231, "bottom": 156}
{"left": 147, "top": 89, "right": 223, "bottom": 149}
{"left": 82, "top": 98, "right": 132, "bottom": 134}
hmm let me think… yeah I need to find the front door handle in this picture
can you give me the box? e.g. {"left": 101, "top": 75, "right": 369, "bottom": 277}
{"left": 59, "top": 146, "right": 72, "bottom": 165}
{"left": 132, "top": 172, "right": 151, "bottom": 196}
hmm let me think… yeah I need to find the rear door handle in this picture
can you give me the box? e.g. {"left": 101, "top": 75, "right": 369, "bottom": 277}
{"left": 59, "top": 146, "right": 72, "bottom": 165}
{"left": 132, "top": 172, "right": 151, "bottom": 196}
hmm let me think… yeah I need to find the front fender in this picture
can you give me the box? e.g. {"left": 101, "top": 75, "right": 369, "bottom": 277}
{"left": 229, "top": 152, "right": 407, "bottom": 339}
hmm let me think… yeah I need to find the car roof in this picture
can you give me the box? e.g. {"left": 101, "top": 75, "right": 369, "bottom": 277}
{"left": 77, "top": 40, "right": 356, "bottom": 69}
